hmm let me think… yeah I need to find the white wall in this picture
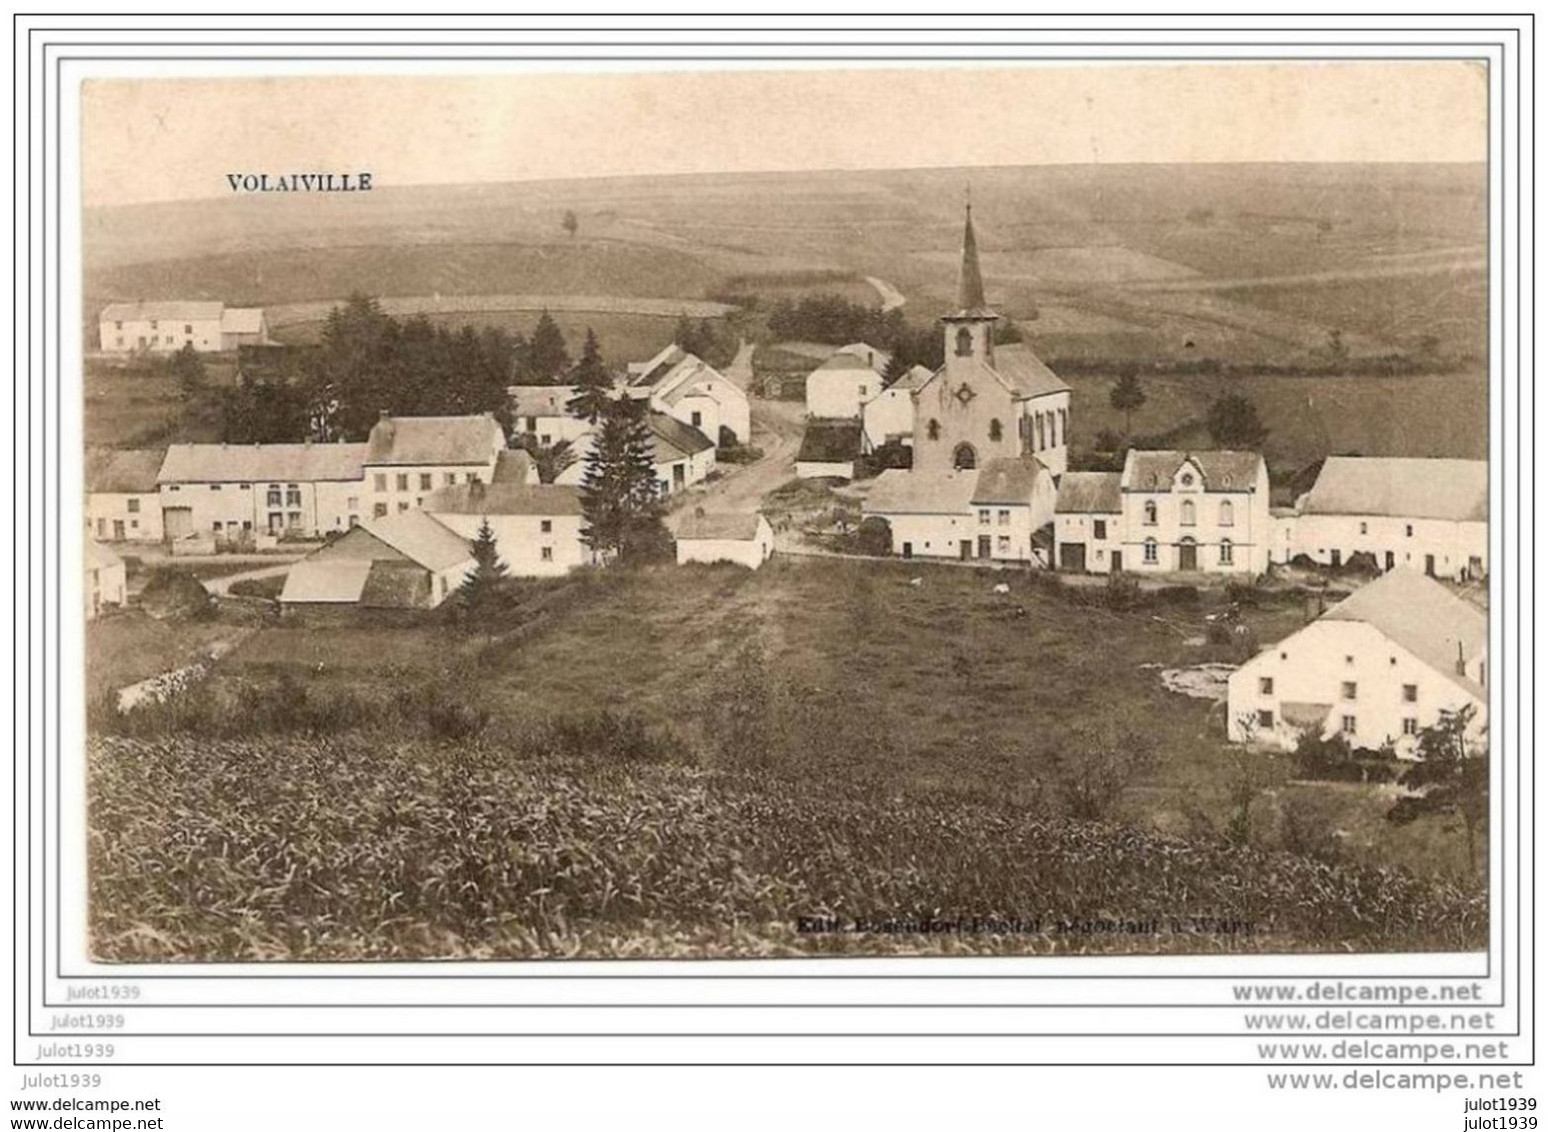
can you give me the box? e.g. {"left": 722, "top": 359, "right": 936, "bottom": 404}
{"left": 429, "top": 512, "right": 589, "bottom": 578}
{"left": 677, "top": 520, "right": 775, "bottom": 569}
{"left": 1054, "top": 512, "right": 1121, "bottom": 573}
{"left": 862, "top": 388, "right": 914, "bottom": 452}
{"left": 657, "top": 448, "right": 716, "bottom": 496}
{"left": 1290, "top": 514, "right": 1487, "bottom": 579}
{"left": 1120, "top": 464, "right": 1270, "bottom": 576}
{"left": 870, "top": 511, "right": 975, "bottom": 559}
{"left": 795, "top": 459, "right": 855, "bottom": 481}
{"left": 806, "top": 370, "right": 879, "bottom": 420}
{"left": 158, "top": 478, "right": 365, "bottom": 541}
{"left": 1227, "top": 618, "right": 1487, "bottom": 755}
{"left": 86, "top": 492, "right": 163, "bottom": 542}
{"left": 100, "top": 317, "right": 222, "bottom": 354}
{"left": 365, "top": 461, "right": 498, "bottom": 517}
{"left": 86, "top": 560, "right": 127, "bottom": 620}
{"left": 515, "top": 413, "right": 593, "bottom": 448}
{"left": 1017, "top": 391, "right": 1070, "bottom": 477}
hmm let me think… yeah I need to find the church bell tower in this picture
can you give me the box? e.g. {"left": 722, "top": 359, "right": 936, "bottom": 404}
{"left": 941, "top": 201, "right": 998, "bottom": 378}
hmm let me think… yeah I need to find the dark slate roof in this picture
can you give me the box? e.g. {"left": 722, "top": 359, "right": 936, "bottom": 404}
{"left": 1300, "top": 457, "right": 1487, "bottom": 522}
{"left": 158, "top": 442, "right": 368, "bottom": 484}
{"left": 1124, "top": 449, "right": 1263, "bottom": 492}
{"left": 972, "top": 456, "right": 1049, "bottom": 505}
{"left": 359, "top": 561, "right": 434, "bottom": 610}
{"left": 675, "top": 511, "right": 766, "bottom": 541}
{"left": 85, "top": 447, "right": 165, "bottom": 493}
{"left": 648, "top": 411, "right": 715, "bottom": 463}
{"left": 1056, "top": 471, "right": 1123, "bottom": 514}
{"left": 797, "top": 420, "right": 864, "bottom": 463}
{"left": 423, "top": 482, "right": 583, "bottom": 517}
{"left": 364, "top": 414, "right": 505, "bottom": 466}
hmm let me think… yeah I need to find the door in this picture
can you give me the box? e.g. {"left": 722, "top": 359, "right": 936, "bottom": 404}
{"left": 163, "top": 506, "right": 193, "bottom": 539}
{"left": 1177, "top": 539, "right": 1198, "bottom": 572}
{"left": 1059, "top": 543, "right": 1087, "bottom": 573}
{"left": 978, "top": 535, "right": 992, "bottom": 559}
{"left": 112, "top": 520, "right": 125, "bottom": 540}
{"left": 1329, "top": 549, "right": 1342, "bottom": 568}
{"left": 1110, "top": 550, "right": 1122, "bottom": 573}
{"left": 1385, "top": 550, "right": 1396, "bottom": 571}
{"left": 959, "top": 540, "right": 972, "bottom": 561}
{"left": 901, "top": 541, "right": 913, "bottom": 559}
{"left": 673, "top": 464, "right": 686, "bottom": 489}
{"left": 1425, "top": 554, "right": 1436, "bottom": 577}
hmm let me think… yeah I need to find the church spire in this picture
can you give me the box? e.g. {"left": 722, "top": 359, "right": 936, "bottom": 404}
{"left": 954, "top": 200, "right": 994, "bottom": 317}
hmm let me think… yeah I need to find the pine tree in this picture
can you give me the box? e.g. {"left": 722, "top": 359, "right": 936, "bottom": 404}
{"left": 580, "top": 396, "right": 664, "bottom": 561}
{"left": 457, "top": 518, "right": 510, "bottom": 614}
{"left": 567, "top": 327, "right": 613, "bottom": 423}
{"left": 1109, "top": 369, "right": 1147, "bottom": 436}
{"left": 521, "top": 310, "right": 571, "bottom": 384}
{"left": 1205, "top": 392, "right": 1270, "bottom": 448}
{"left": 169, "top": 342, "right": 206, "bottom": 400}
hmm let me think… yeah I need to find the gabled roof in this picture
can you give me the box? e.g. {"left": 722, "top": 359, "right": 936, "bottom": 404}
{"left": 797, "top": 420, "right": 864, "bottom": 464}
{"left": 280, "top": 559, "right": 373, "bottom": 604}
{"left": 675, "top": 511, "right": 766, "bottom": 541}
{"left": 158, "top": 442, "right": 368, "bottom": 484}
{"left": 1321, "top": 570, "right": 1488, "bottom": 700}
{"left": 886, "top": 364, "right": 935, "bottom": 393}
{"left": 626, "top": 342, "right": 686, "bottom": 383}
{"left": 100, "top": 300, "right": 223, "bottom": 323}
{"left": 811, "top": 353, "right": 876, "bottom": 375}
{"left": 863, "top": 468, "right": 979, "bottom": 515}
{"left": 423, "top": 482, "right": 583, "bottom": 517}
{"left": 508, "top": 384, "right": 580, "bottom": 419}
{"left": 220, "top": 307, "right": 265, "bottom": 334}
{"left": 972, "top": 456, "right": 1049, "bottom": 505}
{"left": 1123, "top": 449, "right": 1263, "bottom": 493}
{"left": 993, "top": 344, "right": 1071, "bottom": 399}
{"left": 655, "top": 356, "right": 742, "bottom": 407}
{"left": 361, "top": 511, "right": 473, "bottom": 572}
{"left": 835, "top": 342, "right": 891, "bottom": 373}
{"left": 1056, "top": 471, "right": 1124, "bottom": 514}
{"left": 365, "top": 414, "right": 505, "bottom": 467}
{"left": 359, "top": 561, "right": 434, "bottom": 609}
{"left": 1300, "top": 457, "right": 1488, "bottom": 523}
{"left": 648, "top": 412, "right": 715, "bottom": 463}
{"left": 86, "top": 447, "right": 165, "bottom": 494}
{"left": 491, "top": 448, "right": 537, "bottom": 485}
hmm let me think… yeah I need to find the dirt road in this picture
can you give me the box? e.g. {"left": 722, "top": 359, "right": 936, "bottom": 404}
{"left": 671, "top": 395, "right": 805, "bottom": 521}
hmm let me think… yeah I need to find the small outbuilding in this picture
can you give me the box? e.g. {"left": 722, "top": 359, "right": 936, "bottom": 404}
{"left": 795, "top": 419, "right": 864, "bottom": 480}
{"left": 675, "top": 510, "right": 775, "bottom": 569}
{"left": 85, "top": 540, "right": 127, "bottom": 620}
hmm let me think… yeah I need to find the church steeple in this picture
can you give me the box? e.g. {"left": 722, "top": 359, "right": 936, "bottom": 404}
{"left": 942, "top": 199, "right": 997, "bottom": 370}
{"left": 955, "top": 201, "right": 993, "bottom": 316}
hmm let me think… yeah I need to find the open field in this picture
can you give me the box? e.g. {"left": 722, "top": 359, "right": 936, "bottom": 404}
{"left": 85, "top": 611, "right": 239, "bottom": 701}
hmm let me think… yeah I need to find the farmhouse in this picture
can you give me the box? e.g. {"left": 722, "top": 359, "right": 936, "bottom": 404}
{"left": 280, "top": 510, "right": 475, "bottom": 612}
{"left": 805, "top": 350, "right": 884, "bottom": 420}
{"left": 157, "top": 441, "right": 369, "bottom": 543}
{"left": 363, "top": 412, "right": 508, "bottom": 517}
{"left": 674, "top": 510, "right": 776, "bottom": 569}
{"left": 862, "top": 364, "right": 932, "bottom": 452}
{"left": 1053, "top": 471, "right": 1123, "bottom": 574}
{"left": 862, "top": 454, "right": 1055, "bottom": 563}
{"left": 85, "top": 447, "right": 165, "bottom": 542}
{"left": 507, "top": 385, "right": 594, "bottom": 448}
{"left": 98, "top": 301, "right": 267, "bottom": 354}
{"left": 422, "top": 481, "right": 590, "bottom": 577}
{"left": 910, "top": 205, "right": 1072, "bottom": 478}
{"left": 1115, "top": 449, "right": 1270, "bottom": 576}
{"left": 1228, "top": 570, "right": 1487, "bottom": 756}
{"left": 85, "top": 541, "right": 127, "bottom": 621}
{"left": 627, "top": 343, "right": 750, "bottom": 445}
{"left": 796, "top": 419, "right": 864, "bottom": 480}
{"left": 1282, "top": 456, "right": 1487, "bottom": 581}
{"left": 646, "top": 412, "right": 717, "bottom": 496}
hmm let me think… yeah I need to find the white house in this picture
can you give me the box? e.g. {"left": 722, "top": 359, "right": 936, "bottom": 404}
{"left": 805, "top": 351, "right": 884, "bottom": 420}
{"left": 99, "top": 301, "right": 224, "bottom": 354}
{"left": 1054, "top": 471, "right": 1124, "bottom": 573}
{"left": 85, "top": 541, "right": 127, "bottom": 620}
{"left": 85, "top": 448, "right": 166, "bottom": 542}
{"left": 156, "top": 441, "right": 370, "bottom": 542}
{"left": 674, "top": 511, "right": 776, "bottom": 569}
{"left": 1228, "top": 570, "right": 1488, "bottom": 756}
{"left": 219, "top": 307, "right": 270, "bottom": 351}
{"left": 362, "top": 412, "right": 508, "bottom": 518}
{"left": 1284, "top": 456, "right": 1487, "bottom": 581}
{"left": 508, "top": 385, "right": 595, "bottom": 448}
{"left": 795, "top": 420, "right": 865, "bottom": 480}
{"left": 861, "top": 364, "right": 932, "bottom": 452}
{"left": 627, "top": 344, "right": 750, "bottom": 445}
{"left": 280, "top": 510, "right": 475, "bottom": 611}
{"left": 1115, "top": 449, "right": 1271, "bottom": 576}
{"left": 862, "top": 455, "right": 1056, "bottom": 563}
{"left": 422, "top": 481, "right": 591, "bottom": 577}
{"left": 646, "top": 412, "right": 717, "bottom": 496}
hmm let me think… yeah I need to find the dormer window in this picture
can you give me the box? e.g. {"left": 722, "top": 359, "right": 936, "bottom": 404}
{"left": 1180, "top": 472, "right": 1195, "bottom": 487}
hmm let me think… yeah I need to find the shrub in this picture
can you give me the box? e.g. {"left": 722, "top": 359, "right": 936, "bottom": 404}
{"left": 535, "top": 709, "right": 684, "bottom": 764}
{"left": 139, "top": 567, "right": 215, "bottom": 621}
{"left": 228, "top": 576, "right": 286, "bottom": 600}
{"left": 1101, "top": 571, "right": 1144, "bottom": 611}
{"left": 1155, "top": 584, "right": 1200, "bottom": 606}
{"left": 1055, "top": 717, "right": 1157, "bottom": 822}
{"left": 855, "top": 517, "right": 892, "bottom": 557}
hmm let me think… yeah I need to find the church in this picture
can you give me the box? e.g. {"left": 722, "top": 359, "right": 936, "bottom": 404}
{"left": 862, "top": 204, "right": 1066, "bottom": 564}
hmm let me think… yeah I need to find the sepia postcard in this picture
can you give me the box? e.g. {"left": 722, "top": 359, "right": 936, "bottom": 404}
{"left": 78, "top": 61, "right": 1492, "bottom": 966}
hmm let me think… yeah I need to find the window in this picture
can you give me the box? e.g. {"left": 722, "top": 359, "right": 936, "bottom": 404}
{"left": 997, "top": 536, "right": 1010, "bottom": 552}
{"left": 1093, "top": 519, "right": 1107, "bottom": 540}
{"left": 1403, "top": 683, "right": 1418, "bottom": 703}
{"left": 1341, "top": 681, "right": 1358, "bottom": 701}
{"left": 374, "top": 473, "right": 387, "bottom": 492}
{"left": 1345, "top": 655, "right": 1354, "bottom": 665}
{"left": 286, "top": 486, "right": 302, "bottom": 507}
{"left": 212, "top": 521, "right": 222, "bottom": 532}
{"left": 1257, "top": 710, "right": 1274, "bottom": 730}
{"left": 396, "top": 473, "right": 409, "bottom": 492}
{"left": 978, "top": 509, "right": 991, "bottom": 525}
{"left": 952, "top": 443, "right": 977, "bottom": 471}
{"left": 184, "top": 323, "right": 192, "bottom": 334}
{"left": 1259, "top": 676, "right": 1274, "bottom": 695}
{"left": 444, "top": 473, "right": 456, "bottom": 486}
{"left": 526, "top": 417, "right": 537, "bottom": 432}
{"left": 240, "top": 483, "right": 250, "bottom": 491}
{"left": 1359, "top": 521, "right": 1369, "bottom": 535}
{"left": 1180, "top": 500, "right": 1196, "bottom": 526}
{"left": 540, "top": 520, "right": 552, "bottom": 534}
{"left": 397, "top": 501, "right": 410, "bottom": 513}
{"left": 346, "top": 497, "right": 359, "bottom": 511}
{"left": 1219, "top": 500, "right": 1234, "bottom": 527}
{"left": 1180, "top": 472, "right": 1195, "bottom": 487}
{"left": 997, "top": 509, "right": 1010, "bottom": 526}
{"left": 1143, "top": 500, "right": 1158, "bottom": 526}
{"left": 540, "top": 547, "right": 554, "bottom": 562}
{"left": 1219, "top": 539, "right": 1233, "bottom": 565}
{"left": 540, "top": 434, "right": 552, "bottom": 446}
{"left": 210, "top": 484, "right": 222, "bottom": 492}
{"left": 130, "top": 519, "right": 138, "bottom": 530}
{"left": 1341, "top": 715, "right": 1357, "bottom": 735}
{"left": 420, "top": 473, "right": 432, "bottom": 491}
{"left": 1036, "top": 415, "right": 1046, "bottom": 450}
{"left": 1402, "top": 717, "right": 1419, "bottom": 736}
{"left": 1143, "top": 538, "right": 1159, "bottom": 564}
{"left": 267, "top": 487, "right": 282, "bottom": 506}
{"left": 373, "top": 503, "right": 388, "bottom": 518}
{"left": 989, "top": 418, "right": 1003, "bottom": 442}
{"left": 1058, "top": 408, "right": 1067, "bottom": 445}
{"left": 287, "top": 512, "right": 301, "bottom": 529}
{"left": 468, "top": 474, "right": 482, "bottom": 485}
{"left": 927, "top": 419, "right": 940, "bottom": 441}
{"left": 95, "top": 518, "right": 106, "bottom": 536}
{"left": 955, "top": 327, "right": 973, "bottom": 356}
{"left": 126, "top": 498, "right": 140, "bottom": 513}
{"left": 1406, "top": 524, "right": 1414, "bottom": 537}
{"left": 114, "top": 320, "right": 122, "bottom": 330}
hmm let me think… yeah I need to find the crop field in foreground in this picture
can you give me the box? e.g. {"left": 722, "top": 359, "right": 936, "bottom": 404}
{"left": 89, "top": 734, "right": 1484, "bottom": 961}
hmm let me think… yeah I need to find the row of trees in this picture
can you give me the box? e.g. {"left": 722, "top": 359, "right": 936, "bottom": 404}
{"left": 1103, "top": 370, "right": 1270, "bottom": 450}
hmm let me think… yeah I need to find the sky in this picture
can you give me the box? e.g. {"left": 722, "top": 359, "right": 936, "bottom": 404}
{"left": 82, "top": 62, "right": 1488, "bottom": 208}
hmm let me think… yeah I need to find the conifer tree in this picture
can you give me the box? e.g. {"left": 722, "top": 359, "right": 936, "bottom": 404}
{"left": 458, "top": 518, "right": 509, "bottom": 613}
{"left": 567, "top": 327, "right": 613, "bottom": 423}
{"left": 521, "top": 310, "right": 571, "bottom": 384}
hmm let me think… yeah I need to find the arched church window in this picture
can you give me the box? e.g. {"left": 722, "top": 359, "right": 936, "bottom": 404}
{"left": 955, "top": 327, "right": 974, "bottom": 357}
{"left": 1143, "top": 500, "right": 1158, "bottom": 526}
{"left": 927, "top": 419, "right": 940, "bottom": 442}
{"left": 989, "top": 418, "right": 1003, "bottom": 442}
{"left": 952, "top": 443, "right": 978, "bottom": 471}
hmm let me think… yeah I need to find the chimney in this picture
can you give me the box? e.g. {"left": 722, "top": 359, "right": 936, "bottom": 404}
{"left": 1456, "top": 641, "right": 1466, "bottom": 678}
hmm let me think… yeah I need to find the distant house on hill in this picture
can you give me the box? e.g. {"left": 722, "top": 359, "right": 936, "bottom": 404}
{"left": 85, "top": 447, "right": 166, "bottom": 542}
{"left": 626, "top": 343, "right": 750, "bottom": 445}
{"left": 280, "top": 511, "right": 475, "bottom": 612}
{"left": 1228, "top": 570, "right": 1487, "bottom": 756}
{"left": 795, "top": 419, "right": 864, "bottom": 480}
{"left": 423, "top": 481, "right": 591, "bottom": 577}
{"left": 98, "top": 301, "right": 267, "bottom": 354}
{"left": 674, "top": 510, "right": 775, "bottom": 569}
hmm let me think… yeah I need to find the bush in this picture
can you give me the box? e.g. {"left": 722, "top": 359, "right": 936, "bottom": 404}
{"left": 534, "top": 709, "right": 684, "bottom": 764}
{"left": 139, "top": 567, "right": 215, "bottom": 620}
{"left": 228, "top": 576, "right": 286, "bottom": 600}
{"left": 1102, "top": 571, "right": 1144, "bottom": 611}
{"left": 855, "top": 517, "right": 892, "bottom": 557}
{"left": 1155, "top": 584, "right": 1200, "bottom": 606}
{"left": 1093, "top": 428, "right": 1124, "bottom": 453}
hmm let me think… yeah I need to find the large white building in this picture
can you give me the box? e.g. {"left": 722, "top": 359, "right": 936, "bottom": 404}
{"left": 863, "top": 455, "right": 1057, "bottom": 563}
{"left": 98, "top": 301, "right": 268, "bottom": 354}
{"left": 1228, "top": 570, "right": 1487, "bottom": 756}
{"left": 1279, "top": 456, "right": 1487, "bottom": 581}
{"left": 156, "top": 441, "right": 370, "bottom": 542}
{"left": 423, "top": 481, "right": 592, "bottom": 578}
{"left": 627, "top": 344, "right": 750, "bottom": 445}
{"left": 861, "top": 364, "right": 932, "bottom": 452}
{"left": 362, "top": 413, "right": 508, "bottom": 518}
{"left": 1058, "top": 449, "right": 1271, "bottom": 576}
{"left": 85, "top": 448, "right": 165, "bottom": 542}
